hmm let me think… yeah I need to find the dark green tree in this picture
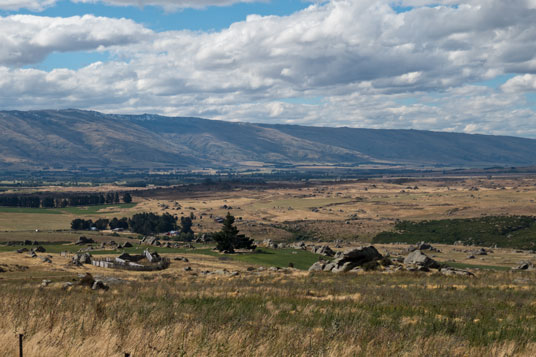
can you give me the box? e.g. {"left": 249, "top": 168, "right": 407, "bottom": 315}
{"left": 122, "top": 193, "right": 132, "bottom": 203}
{"left": 94, "top": 218, "right": 110, "bottom": 230}
{"left": 180, "top": 216, "right": 193, "bottom": 234}
{"left": 213, "top": 212, "right": 256, "bottom": 253}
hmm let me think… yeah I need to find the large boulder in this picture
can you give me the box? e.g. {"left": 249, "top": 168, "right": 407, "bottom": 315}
{"left": 404, "top": 250, "right": 440, "bottom": 269}
{"left": 309, "top": 246, "right": 383, "bottom": 273}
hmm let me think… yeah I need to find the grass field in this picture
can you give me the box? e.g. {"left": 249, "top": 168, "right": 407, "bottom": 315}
{"left": 3, "top": 177, "right": 536, "bottom": 356}
{"left": 2, "top": 269, "right": 536, "bottom": 356}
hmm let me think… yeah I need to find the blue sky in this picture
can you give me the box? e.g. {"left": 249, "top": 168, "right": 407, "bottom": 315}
{"left": 1, "top": 0, "right": 536, "bottom": 137}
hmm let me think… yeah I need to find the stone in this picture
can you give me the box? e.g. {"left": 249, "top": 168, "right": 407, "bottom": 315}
{"left": 79, "top": 273, "right": 95, "bottom": 287}
{"left": 33, "top": 246, "right": 46, "bottom": 253}
{"left": 308, "top": 261, "right": 326, "bottom": 272}
{"left": 331, "top": 261, "right": 354, "bottom": 273}
{"left": 474, "top": 248, "right": 488, "bottom": 256}
{"left": 262, "top": 239, "right": 278, "bottom": 248}
{"left": 292, "top": 242, "right": 306, "bottom": 250}
{"left": 16, "top": 248, "right": 28, "bottom": 253}
{"left": 62, "top": 282, "right": 73, "bottom": 289}
{"left": 309, "top": 246, "right": 383, "bottom": 273}
{"left": 440, "top": 267, "right": 475, "bottom": 277}
{"left": 75, "top": 236, "right": 95, "bottom": 245}
{"left": 72, "top": 252, "right": 92, "bottom": 265}
{"left": 123, "top": 242, "right": 133, "bottom": 248}
{"left": 513, "top": 261, "right": 535, "bottom": 271}
{"left": 404, "top": 250, "right": 440, "bottom": 269}
{"left": 184, "top": 266, "right": 192, "bottom": 271}
{"left": 41, "top": 279, "right": 52, "bottom": 287}
{"left": 144, "top": 249, "right": 161, "bottom": 263}
{"left": 92, "top": 280, "right": 109, "bottom": 291}
{"left": 313, "top": 245, "right": 335, "bottom": 257}
{"left": 40, "top": 256, "right": 52, "bottom": 263}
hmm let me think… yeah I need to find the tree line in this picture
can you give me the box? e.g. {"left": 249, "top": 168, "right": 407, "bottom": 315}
{"left": 0, "top": 192, "right": 132, "bottom": 208}
{"left": 71, "top": 212, "right": 194, "bottom": 237}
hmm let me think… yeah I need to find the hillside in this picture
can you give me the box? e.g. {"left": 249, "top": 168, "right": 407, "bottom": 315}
{"left": 2, "top": 109, "right": 536, "bottom": 170}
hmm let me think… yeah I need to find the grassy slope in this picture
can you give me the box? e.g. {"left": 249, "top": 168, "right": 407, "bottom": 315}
{"left": 372, "top": 216, "right": 536, "bottom": 249}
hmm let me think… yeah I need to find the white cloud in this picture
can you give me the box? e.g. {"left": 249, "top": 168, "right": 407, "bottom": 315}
{"left": 0, "top": 0, "right": 56, "bottom": 11}
{"left": 502, "top": 74, "right": 536, "bottom": 93}
{"left": 0, "top": 15, "right": 153, "bottom": 66}
{"left": 73, "top": 0, "right": 268, "bottom": 11}
{"left": 0, "top": 0, "right": 269, "bottom": 11}
{"left": 1, "top": 0, "right": 536, "bottom": 136}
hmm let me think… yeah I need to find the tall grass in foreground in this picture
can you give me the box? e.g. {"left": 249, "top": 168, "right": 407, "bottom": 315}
{"left": 1, "top": 271, "right": 536, "bottom": 356}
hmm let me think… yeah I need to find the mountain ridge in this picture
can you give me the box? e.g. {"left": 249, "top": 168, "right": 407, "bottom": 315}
{"left": 1, "top": 109, "right": 535, "bottom": 170}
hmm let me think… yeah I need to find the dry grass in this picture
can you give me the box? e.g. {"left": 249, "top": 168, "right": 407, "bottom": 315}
{"left": 2, "top": 265, "right": 536, "bottom": 356}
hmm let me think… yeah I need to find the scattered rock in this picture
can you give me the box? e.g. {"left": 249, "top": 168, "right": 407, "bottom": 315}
{"left": 41, "top": 279, "right": 52, "bottom": 287}
{"left": 312, "top": 245, "right": 335, "bottom": 257}
{"left": 404, "top": 250, "right": 440, "bottom": 269}
{"left": 473, "top": 248, "right": 488, "bottom": 256}
{"left": 33, "top": 246, "right": 46, "bottom": 253}
{"left": 123, "top": 242, "right": 133, "bottom": 248}
{"left": 174, "top": 256, "right": 189, "bottom": 262}
{"left": 184, "top": 266, "right": 192, "bottom": 272}
{"left": 513, "top": 261, "right": 535, "bottom": 271}
{"left": 16, "top": 248, "right": 28, "bottom": 253}
{"left": 40, "top": 256, "right": 52, "bottom": 263}
{"left": 440, "top": 267, "right": 475, "bottom": 277}
{"left": 92, "top": 280, "right": 109, "bottom": 291}
{"left": 467, "top": 255, "right": 475, "bottom": 259}
{"left": 62, "top": 282, "right": 73, "bottom": 289}
{"left": 79, "top": 273, "right": 95, "bottom": 287}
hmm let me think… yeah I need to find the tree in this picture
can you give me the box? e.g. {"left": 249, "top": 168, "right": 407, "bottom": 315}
{"left": 180, "top": 216, "right": 193, "bottom": 234}
{"left": 122, "top": 193, "right": 132, "bottom": 203}
{"left": 71, "top": 218, "right": 92, "bottom": 230}
{"left": 42, "top": 197, "right": 55, "bottom": 208}
{"left": 94, "top": 218, "right": 110, "bottom": 230}
{"left": 213, "top": 212, "right": 256, "bottom": 253}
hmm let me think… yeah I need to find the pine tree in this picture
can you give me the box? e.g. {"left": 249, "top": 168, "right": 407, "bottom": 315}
{"left": 213, "top": 212, "right": 256, "bottom": 253}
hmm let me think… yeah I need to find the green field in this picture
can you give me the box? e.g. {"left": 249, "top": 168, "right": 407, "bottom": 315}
{"left": 372, "top": 216, "right": 536, "bottom": 250}
{"left": 0, "top": 203, "right": 137, "bottom": 215}
{"left": 0, "top": 243, "right": 324, "bottom": 270}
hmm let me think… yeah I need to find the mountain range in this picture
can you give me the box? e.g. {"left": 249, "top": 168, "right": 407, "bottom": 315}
{"left": 1, "top": 109, "right": 536, "bottom": 171}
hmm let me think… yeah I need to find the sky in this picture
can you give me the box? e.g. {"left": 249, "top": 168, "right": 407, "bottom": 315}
{"left": 1, "top": 0, "right": 536, "bottom": 137}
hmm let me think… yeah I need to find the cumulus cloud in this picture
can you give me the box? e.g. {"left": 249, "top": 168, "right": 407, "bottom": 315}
{"left": 502, "top": 74, "right": 536, "bottom": 93}
{"left": 0, "top": 15, "right": 152, "bottom": 66}
{"left": 1, "top": 0, "right": 536, "bottom": 136}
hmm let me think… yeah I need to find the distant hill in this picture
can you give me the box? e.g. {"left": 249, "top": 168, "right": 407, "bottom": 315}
{"left": 1, "top": 109, "right": 536, "bottom": 170}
